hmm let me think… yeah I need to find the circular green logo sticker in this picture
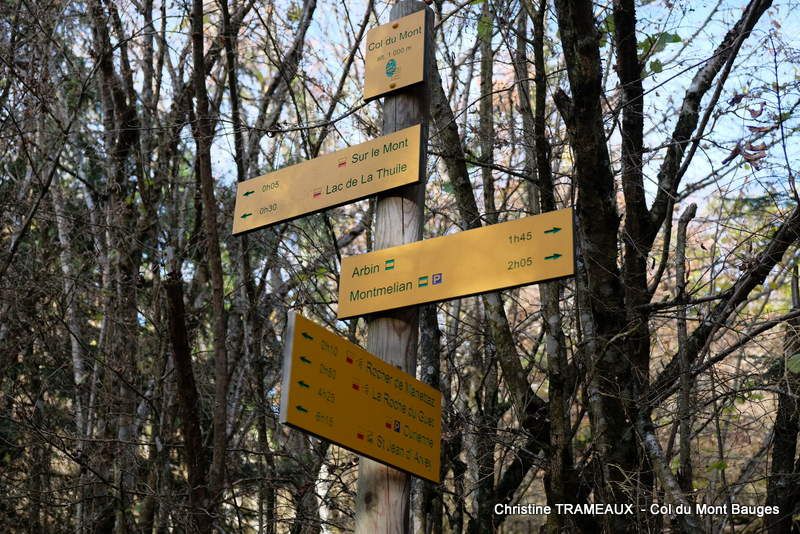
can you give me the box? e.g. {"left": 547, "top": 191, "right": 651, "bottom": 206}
{"left": 385, "top": 59, "right": 397, "bottom": 78}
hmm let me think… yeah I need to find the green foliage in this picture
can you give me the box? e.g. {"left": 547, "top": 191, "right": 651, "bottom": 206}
{"left": 477, "top": 14, "right": 492, "bottom": 43}
{"left": 709, "top": 460, "right": 728, "bottom": 471}
{"left": 787, "top": 353, "right": 800, "bottom": 374}
{"left": 650, "top": 59, "right": 663, "bottom": 74}
{"left": 598, "top": 14, "right": 614, "bottom": 48}
{"left": 287, "top": 3, "right": 303, "bottom": 22}
{"left": 638, "top": 32, "right": 682, "bottom": 60}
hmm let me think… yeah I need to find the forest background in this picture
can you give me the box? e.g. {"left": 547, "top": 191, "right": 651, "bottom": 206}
{"left": 1, "top": 0, "right": 799, "bottom": 532}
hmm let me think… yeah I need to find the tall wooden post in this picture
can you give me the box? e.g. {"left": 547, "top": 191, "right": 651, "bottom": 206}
{"left": 355, "top": 2, "right": 433, "bottom": 533}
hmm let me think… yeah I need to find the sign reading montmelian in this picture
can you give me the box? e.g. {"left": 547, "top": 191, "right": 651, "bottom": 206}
{"left": 232, "top": 124, "right": 422, "bottom": 234}
{"left": 279, "top": 313, "right": 442, "bottom": 483}
{"left": 364, "top": 10, "right": 426, "bottom": 102}
{"left": 338, "top": 209, "right": 574, "bottom": 319}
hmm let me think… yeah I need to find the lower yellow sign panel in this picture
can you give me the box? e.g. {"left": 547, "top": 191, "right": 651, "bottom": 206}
{"left": 280, "top": 313, "right": 442, "bottom": 483}
{"left": 338, "top": 209, "right": 574, "bottom": 319}
{"left": 232, "top": 124, "right": 422, "bottom": 234}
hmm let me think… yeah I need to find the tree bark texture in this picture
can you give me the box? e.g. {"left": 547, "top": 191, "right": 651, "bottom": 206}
{"left": 191, "top": 0, "right": 230, "bottom": 518}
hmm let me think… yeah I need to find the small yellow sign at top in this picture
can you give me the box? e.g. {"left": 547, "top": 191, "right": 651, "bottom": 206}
{"left": 364, "top": 10, "right": 427, "bottom": 101}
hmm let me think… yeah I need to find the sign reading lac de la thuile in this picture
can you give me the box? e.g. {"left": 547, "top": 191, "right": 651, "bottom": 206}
{"left": 232, "top": 124, "right": 423, "bottom": 235}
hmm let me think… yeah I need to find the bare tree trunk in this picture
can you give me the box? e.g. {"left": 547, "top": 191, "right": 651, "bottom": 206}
{"left": 552, "top": 1, "right": 635, "bottom": 529}
{"left": 87, "top": 1, "right": 144, "bottom": 528}
{"left": 472, "top": 320, "right": 499, "bottom": 534}
{"left": 676, "top": 203, "right": 697, "bottom": 499}
{"left": 478, "top": 0, "right": 495, "bottom": 227}
{"left": 415, "top": 305, "right": 443, "bottom": 534}
{"left": 471, "top": 4, "right": 498, "bottom": 531}
{"left": 636, "top": 413, "right": 701, "bottom": 533}
{"left": 51, "top": 170, "right": 90, "bottom": 533}
{"left": 191, "top": 0, "right": 230, "bottom": 520}
{"left": 164, "top": 274, "right": 213, "bottom": 533}
{"left": 765, "top": 266, "right": 800, "bottom": 533}
{"left": 515, "top": 2, "right": 583, "bottom": 532}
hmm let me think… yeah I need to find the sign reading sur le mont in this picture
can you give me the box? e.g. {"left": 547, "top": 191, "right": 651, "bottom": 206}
{"left": 232, "top": 124, "right": 422, "bottom": 234}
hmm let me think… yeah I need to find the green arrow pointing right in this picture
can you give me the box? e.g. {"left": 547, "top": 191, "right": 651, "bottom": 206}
{"left": 544, "top": 253, "right": 563, "bottom": 260}
{"left": 544, "top": 226, "right": 562, "bottom": 234}
{"left": 240, "top": 212, "right": 252, "bottom": 219}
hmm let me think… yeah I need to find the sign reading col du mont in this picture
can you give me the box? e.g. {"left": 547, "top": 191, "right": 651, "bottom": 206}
{"left": 337, "top": 209, "right": 575, "bottom": 318}
{"left": 280, "top": 313, "right": 442, "bottom": 483}
{"left": 364, "top": 9, "right": 427, "bottom": 101}
{"left": 232, "top": 124, "right": 422, "bottom": 235}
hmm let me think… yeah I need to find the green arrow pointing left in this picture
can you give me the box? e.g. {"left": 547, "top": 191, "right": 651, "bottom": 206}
{"left": 298, "top": 380, "right": 310, "bottom": 388}
{"left": 296, "top": 405, "right": 308, "bottom": 413}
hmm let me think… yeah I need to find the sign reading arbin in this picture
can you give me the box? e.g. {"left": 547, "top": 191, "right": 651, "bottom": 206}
{"left": 280, "top": 313, "right": 442, "bottom": 483}
{"left": 232, "top": 124, "right": 422, "bottom": 234}
{"left": 364, "top": 9, "right": 426, "bottom": 101}
{"left": 338, "top": 208, "right": 574, "bottom": 319}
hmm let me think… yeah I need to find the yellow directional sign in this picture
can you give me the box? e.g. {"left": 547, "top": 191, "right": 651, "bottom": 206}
{"left": 364, "top": 10, "right": 426, "bottom": 102}
{"left": 338, "top": 209, "right": 574, "bottom": 319}
{"left": 280, "top": 313, "right": 442, "bottom": 483}
{"left": 232, "top": 125, "right": 422, "bottom": 234}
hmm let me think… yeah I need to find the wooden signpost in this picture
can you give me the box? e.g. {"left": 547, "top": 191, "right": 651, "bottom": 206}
{"left": 356, "top": 3, "right": 433, "bottom": 532}
{"left": 364, "top": 9, "right": 427, "bottom": 101}
{"left": 232, "top": 1, "right": 576, "bottom": 532}
{"left": 280, "top": 313, "right": 442, "bottom": 483}
{"left": 231, "top": 124, "right": 423, "bottom": 234}
{"left": 338, "top": 208, "right": 574, "bottom": 318}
